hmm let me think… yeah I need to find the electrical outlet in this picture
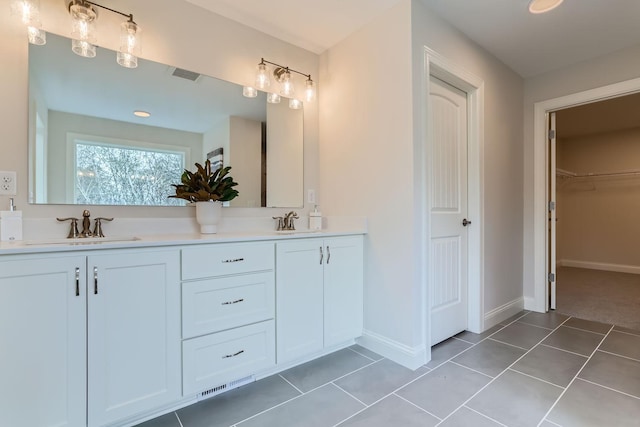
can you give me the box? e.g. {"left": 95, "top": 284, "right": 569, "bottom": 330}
{"left": 0, "top": 171, "right": 17, "bottom": 196}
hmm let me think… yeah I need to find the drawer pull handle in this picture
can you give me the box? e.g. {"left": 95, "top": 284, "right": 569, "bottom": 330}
{"left": 222, "top": 350, "right": 244, "bottom": 359}
{"left": 93, "top": 267, "right": 98, "bottom": 295}
{"left": 221, "top": 298, "right": 244, "bottom": 305}
{"left": 222, "top": 258, "right": 244, "bottom": 263}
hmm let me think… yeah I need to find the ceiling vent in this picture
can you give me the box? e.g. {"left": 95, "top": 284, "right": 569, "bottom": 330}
{"left": 170, "top": 67, "right": 201, "bottom": 82}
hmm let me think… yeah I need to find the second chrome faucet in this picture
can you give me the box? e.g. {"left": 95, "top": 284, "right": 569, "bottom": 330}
{"left": 57, "top": 210, "right": 113, "bottom": 238}
{"left": 273, "top": 211, "right": 299, "bottom": 231}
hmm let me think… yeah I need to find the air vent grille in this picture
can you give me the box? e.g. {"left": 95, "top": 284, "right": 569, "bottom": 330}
{"left": 197, "top": 375, "right": 255, "bottom": 401}
{"left": 171, "top": 67, "right": 201, "bottom": 82}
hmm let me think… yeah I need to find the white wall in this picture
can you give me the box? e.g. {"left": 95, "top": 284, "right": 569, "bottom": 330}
{"left": 522, "top": 43, "right": 640, "bottom": 301}
{"left": 0, "top": 0, "right": 318, "bottom": 224}
{"left": 320, "top": 0, "right": 524, "bottom": 366}
{"left": 228, "top": 116, "right": 262, "bottom": 208}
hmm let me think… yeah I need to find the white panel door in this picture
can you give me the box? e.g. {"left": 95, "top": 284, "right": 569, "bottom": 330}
{"left": 0, "top": 256, "right": 86, "bottom": 427}
{"left": 276, "top": 239, "right": 324, "bottom": 364}
{"left": 324, "top": 236, "right": 364, "bottom": 347}
{"left": 429, "top": 76, "right": 469, "bottom": 345}
{"left": 88, "top": 250, "right": 181, "bottom": 427}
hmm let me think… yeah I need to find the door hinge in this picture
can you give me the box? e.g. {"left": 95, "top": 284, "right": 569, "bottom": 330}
{"left": 548, "top": 273, "right": 555, "bottom": 282}
{"left": 548, "top": 201, "right": 556, "bottom": 212}
{"left": 548, "top": 129, "right": 556, "bottom": 139}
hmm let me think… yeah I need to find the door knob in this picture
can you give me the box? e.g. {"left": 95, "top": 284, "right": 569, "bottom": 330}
{"left": 462, "top": 218, "right": 472, "bottom": 227}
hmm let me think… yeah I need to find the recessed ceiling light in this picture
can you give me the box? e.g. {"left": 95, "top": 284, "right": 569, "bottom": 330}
{"left": 134, "top": 110, "right": 151, "bottom": 118}
{"left": 528, "top": 0, "right": 564, "bottom": 14}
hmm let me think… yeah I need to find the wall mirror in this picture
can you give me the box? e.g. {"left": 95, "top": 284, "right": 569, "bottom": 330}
{"left": 28, "top": 33, "right": 304, "bottom": 208}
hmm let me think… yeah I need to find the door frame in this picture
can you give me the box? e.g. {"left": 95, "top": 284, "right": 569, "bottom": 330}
{"left": 532, "top": 77, "right": 640, "bottom": 312}
{"left": 423, "top": 46, "right": 485, "bottom": 347}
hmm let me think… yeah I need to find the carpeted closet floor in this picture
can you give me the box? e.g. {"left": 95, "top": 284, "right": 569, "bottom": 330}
{"left": 556, "top": 266, "right": 640, "bottom": 331}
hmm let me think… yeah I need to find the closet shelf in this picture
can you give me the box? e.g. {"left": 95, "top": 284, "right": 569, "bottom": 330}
{"left": 556, "top": 168, "right": 640, "bottom": 180}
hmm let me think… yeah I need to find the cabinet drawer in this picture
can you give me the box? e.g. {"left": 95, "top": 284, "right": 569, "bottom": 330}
{"left": 182, "top": 320, "right": 275, "bottom": 396}
{"left": 182, "top": 272, "right": 274, "bottom": 339}
{"left": 181, "top": 242, "right": 274, "bottom": 280}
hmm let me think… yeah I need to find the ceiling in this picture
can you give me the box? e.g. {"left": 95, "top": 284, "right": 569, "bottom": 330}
{"left": 184, "top": 0, "right": 640, "bottom": 78}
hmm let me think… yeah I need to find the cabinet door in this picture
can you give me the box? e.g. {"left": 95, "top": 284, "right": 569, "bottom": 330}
{"left": 87, "top": 249, "right": 180, "bottom": 427}
{"left": 276, "top": 239, "right": 324, "bottom": 364}
{"left": 0, "top": 256, "right": 86, "bottom": 427}
{"left": 324, "top": 236, "right": 364, "bottom": 347}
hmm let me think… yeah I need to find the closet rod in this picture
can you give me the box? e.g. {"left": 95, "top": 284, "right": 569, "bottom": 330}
{"left": 571, "top": 170, "right": 640, "bottom": 179}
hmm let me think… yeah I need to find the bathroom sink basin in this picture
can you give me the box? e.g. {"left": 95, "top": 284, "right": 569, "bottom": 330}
{"left": 24, "top": 236, "right": 141, "bottom": 245}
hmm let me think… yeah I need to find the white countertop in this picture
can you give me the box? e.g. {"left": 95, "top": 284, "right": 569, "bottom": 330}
{"left": 0, "top": 228, "right": 366, "bottom": 255}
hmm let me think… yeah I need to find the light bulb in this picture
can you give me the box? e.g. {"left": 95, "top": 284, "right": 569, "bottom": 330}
{"left": 304, "top": 78, "right": 316, "bottom": 102}
{"left": 243, "top": 86, "right": 258, "bottom": 98}
{"left": 280, "top": 70, "right": 295, "bottom": 97}
{"left": 267, "top": 93, "right": 281, "bottom": 104}
{"left": 255, "top": 62, "right": 270, "bottom": 89}
{"left": 117, "top": 20, "right": 141, "bottom": 68}
{"left": 289, "top": 99, "right": 302, "bottom": 110}
{"left": 27, "top": 24, "right": 46, "bottom": 45}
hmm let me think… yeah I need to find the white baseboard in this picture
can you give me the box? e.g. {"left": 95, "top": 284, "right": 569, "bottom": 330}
{"left": 357, "top": 330, "right": 426, "bottom": 370}
{"left": 558, "top": 259, "right": 640, "bottom": 275}
{"left": 523, "top": 296, "right": 539, "bottom": 312}
{"left": 483, "top": 297, "right": 524, "bottom": 329}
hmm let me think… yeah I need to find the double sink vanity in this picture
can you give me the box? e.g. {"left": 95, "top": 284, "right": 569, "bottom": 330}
{"left": 0, "top": 229, "right": 364, "bottom": 427}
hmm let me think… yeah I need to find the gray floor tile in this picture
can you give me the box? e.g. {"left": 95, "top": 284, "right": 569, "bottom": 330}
{"left": 237, "top": 384, "right": 364, "bottom": 427}
{"left": 518, "top": 311, "right": 569, "bottom": 329}
{"left": 548, "top": 378, "right": 640, "bottom": 427}
{"left": 280, "top": 348, "right": 372, "bottom": 392}
{"left": 426, "top": 337, "right": 473, "bottom": 369}
{"left": 539, "top": 421, "right": 558, "bottom": 427}
{"left": 453, "top": 339, "right": 526, "bottom": 377}
{"left": 334, "top": 358, "right": 425, "bottom": 405}
{"left": 599, "top": 330, "right": 640, "bottom": 360}
{"left": 468, "top": 370, "right": 563, "bottom": 427}
{"left": 491, "top": 322, "right": 551, "bottom": 350}
{"left": 134, "top": 412, "right": 180, "bottom": 427}
{"left": 176, "top": 375, "right": 300, "bottom": 427}
{"left": 542, "top": 326, "right": 603, "bottom": 356}
{"left": 397, "top": 362, "right": 491, "bottom": 419}
{"left": 455, "top": 324, "right": 503, "bottom": 344}
{"left": 513, "top": 344, "right": 587, "bottom": 387}
{"left": 348, "top": 344, "right": 384, "bottom": 361}
{"left": 564, "top": 317, "right": 611, "bottom": 334}
{"left": 338, "top": 394, "right": 439, "bottom": 427}
{"left": 614, "top": 325, "right": 640, "bottom": 337}
{"left": 498, "top": 310, "right": 529, "bottom": 326}
{"left": 439, "top": 406, "right": 504, "bottom": 427}
{"left": 578, "top": 350, "right": 640, "bottom": 398}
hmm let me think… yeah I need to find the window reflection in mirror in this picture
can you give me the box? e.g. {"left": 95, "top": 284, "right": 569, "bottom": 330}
{"left": 28, "top": 32, "right": 304, "bottom": 208}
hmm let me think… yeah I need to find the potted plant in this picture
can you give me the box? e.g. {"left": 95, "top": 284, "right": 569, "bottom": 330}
{"left": 169, "top": 159, "right": 239, "bottom": 233}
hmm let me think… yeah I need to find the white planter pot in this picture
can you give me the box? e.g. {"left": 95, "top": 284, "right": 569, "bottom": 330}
{"left": 195, "top": 201, "right": 222, "bottom": 234}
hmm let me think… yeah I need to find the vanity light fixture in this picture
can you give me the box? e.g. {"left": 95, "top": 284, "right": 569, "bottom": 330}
{"left": 11, "top": 0, "right": 46, "bottom": 45}
{"left": 67, "top": 0, "right": 142, "bottom": 68}
{"left": 242, "top": 86, "right": 258, "bottom": 98}
{"left": 528, "top": 0, "right": 564, "bottom": 14}
{"left": 245, "top": 58, "right": 317, "bottom": 109}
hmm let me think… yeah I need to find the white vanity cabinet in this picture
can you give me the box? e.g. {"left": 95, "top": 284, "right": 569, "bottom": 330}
{"left": 180, "top": 242, "right": 276, "bottom": 396}
{"left": 276, "top": 235, "right": 364, "bottom": 364}
{"left": 0, "top": 249, "right": 181, "bottom": 427}
{"left": 0, "top": 255, "right": 86, "bottom": 427}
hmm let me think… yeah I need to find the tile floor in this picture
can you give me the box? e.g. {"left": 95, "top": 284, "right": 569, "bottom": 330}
{"left": 137, "top": 311, "right": 640, "bottom": 427}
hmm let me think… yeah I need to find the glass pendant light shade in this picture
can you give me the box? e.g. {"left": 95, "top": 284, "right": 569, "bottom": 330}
{"left": 304, "top": 78, "right": 316, "bottom": 102}
{"left": 289, "top": 99, "right": 302, "bottom": 110}
{"left": 279, "top": 70, "right": 295, "bottom": 97}
{"left": 117, "top": 20, "right": 141, "bottom": 68}
{"left": 70, "top": 1, "right": 97, "bottom": 58}
{"left": 255, "top": 62, "right": 271, "bottom": 90}
{"left": 243, "top": 86, "right": 258, "bottom": 98}
{"left": 11, "top": 0, "right": 46, "bottom": 45}
{"left": 267, "top": 92, "right": 281, "bottom": 104}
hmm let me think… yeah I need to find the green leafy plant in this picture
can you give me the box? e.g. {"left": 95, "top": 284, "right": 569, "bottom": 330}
{"left": 169, "top": 160, "right": 239, "bottom": 203}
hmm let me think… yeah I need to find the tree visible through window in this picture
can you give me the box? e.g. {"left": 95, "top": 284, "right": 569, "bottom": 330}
{"left": 75, "top": 141, "right": 185, "bottom": 206}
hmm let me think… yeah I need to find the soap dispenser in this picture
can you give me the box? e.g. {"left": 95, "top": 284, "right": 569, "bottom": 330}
{"left": 0, "top": 198, "right": 23, "bottom": 241}
{"left": 309, "top": 205, "right": 322, "bottom": 231}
